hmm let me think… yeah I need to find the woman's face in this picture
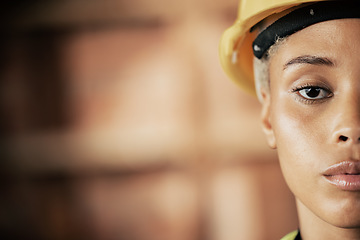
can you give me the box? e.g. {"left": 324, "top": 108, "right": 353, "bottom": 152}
{"left": 263, "top": 19, "right": 360, "bottom": 227}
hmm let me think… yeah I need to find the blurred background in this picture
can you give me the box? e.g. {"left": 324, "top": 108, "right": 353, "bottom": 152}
{"left": 0, "top": 0, "right": 298, "bottom": 239}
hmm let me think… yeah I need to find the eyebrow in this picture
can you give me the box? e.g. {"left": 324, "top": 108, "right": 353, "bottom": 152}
{"left": 283, "top": 55, "right": 335, "bottom": 70}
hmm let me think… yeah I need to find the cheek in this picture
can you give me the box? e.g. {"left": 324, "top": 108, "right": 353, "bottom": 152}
{"left": 270, "top": 102, "right": 328, "bottom": 190}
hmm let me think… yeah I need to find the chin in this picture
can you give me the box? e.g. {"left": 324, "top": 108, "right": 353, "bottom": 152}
{"left": 322, "top": 202, "right": 360, "bottom": 229}
{"left": 331, "top": 221, "right": 360, "bottom": 229}
{"left": 329, "top": 215, "right": 360, "bottom": 229}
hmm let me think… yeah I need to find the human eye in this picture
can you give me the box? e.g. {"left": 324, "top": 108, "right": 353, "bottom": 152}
{"left": 291, "top": 84, "right": 333, "bottom": 103}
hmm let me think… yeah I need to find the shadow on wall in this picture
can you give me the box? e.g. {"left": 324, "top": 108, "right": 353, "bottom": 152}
{"left": 0, "top": 0, "right": 297, "bottom": 240}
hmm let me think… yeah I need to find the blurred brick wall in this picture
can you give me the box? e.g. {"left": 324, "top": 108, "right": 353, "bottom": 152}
{"left": 0, "top": 1, "right": 298, "bottom": 239}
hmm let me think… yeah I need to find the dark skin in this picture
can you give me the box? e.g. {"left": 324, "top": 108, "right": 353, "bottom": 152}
{"left": 261, "top": 19, "right": 360, "bottom": 240}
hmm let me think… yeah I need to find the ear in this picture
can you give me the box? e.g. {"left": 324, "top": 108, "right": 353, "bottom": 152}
{"left": 260, "top": 88, "right": 277, "bottom": 149}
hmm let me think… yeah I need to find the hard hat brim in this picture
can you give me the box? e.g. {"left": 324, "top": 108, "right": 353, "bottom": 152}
{"left": 219, "top": 0, "right": 327, "bottom": 96}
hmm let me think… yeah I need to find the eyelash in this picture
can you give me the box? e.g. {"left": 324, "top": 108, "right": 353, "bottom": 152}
{"left": 291, "top": 84, "right": 333, "bottom": 104}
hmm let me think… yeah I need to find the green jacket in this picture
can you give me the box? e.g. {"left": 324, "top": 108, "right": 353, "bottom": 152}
{"left": 281, "top": 230, "right": 301, "bottom": 240}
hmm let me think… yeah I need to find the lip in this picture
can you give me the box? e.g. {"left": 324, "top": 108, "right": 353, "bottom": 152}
{"left": 323, "top": 161, "right": 360, "bottom": 191}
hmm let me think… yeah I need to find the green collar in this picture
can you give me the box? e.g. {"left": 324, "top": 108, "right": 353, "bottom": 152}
{"left": 281, "top": 230, "right": 301, "bottom": 240}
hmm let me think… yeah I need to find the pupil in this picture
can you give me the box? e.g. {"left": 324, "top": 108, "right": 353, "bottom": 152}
{"left": 306, "top": 88, "right": 320, "bottom": 98}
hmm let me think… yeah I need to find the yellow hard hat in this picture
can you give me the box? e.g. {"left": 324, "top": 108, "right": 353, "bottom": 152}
{"left": 219, "top": 0, "right": 327, "bottom": 96}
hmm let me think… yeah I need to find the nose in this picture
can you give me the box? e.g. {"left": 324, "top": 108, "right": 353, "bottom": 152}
{"left": 331, "top": 94, "right": 360, "bottom": 145}
{"left": 333, "top": 128, "right": 360, "bottom": 144}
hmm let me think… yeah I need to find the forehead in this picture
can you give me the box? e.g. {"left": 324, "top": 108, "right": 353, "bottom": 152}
{"left": 271, "top": 19, "right": 360, "bottom": 67}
